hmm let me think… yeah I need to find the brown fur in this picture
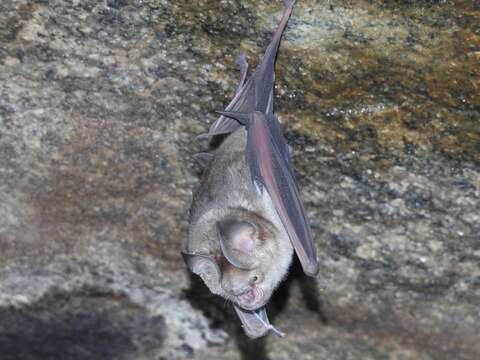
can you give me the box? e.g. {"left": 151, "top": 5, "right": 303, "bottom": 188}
{"left": 186, "top": 128, "right": 294, "bottom": 310}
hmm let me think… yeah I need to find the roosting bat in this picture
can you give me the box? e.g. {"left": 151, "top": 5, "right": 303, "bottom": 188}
{"left": 183, "top": 0, "right": 318, "bottom": 338}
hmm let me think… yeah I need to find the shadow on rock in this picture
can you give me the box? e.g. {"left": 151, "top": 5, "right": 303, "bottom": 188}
{"left": 270, "top": 258, "right": 329, "bottom": 325}
{"left": 0, "top": 288, "right": 165, "bottom": 360}
{"left": 183, "top": 258, "right": 327, "bottom": 360}
{"left": 183, "top": 271, "right": 271, "bottom": 360}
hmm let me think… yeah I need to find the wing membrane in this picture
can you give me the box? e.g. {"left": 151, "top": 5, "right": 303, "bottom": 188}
{"left": 247, "top": 112, "right": 319, "bottom": 276}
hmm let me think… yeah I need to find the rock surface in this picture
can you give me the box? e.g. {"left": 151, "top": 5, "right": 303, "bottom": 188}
{"left": 0, "top": 0, "right": 478, "bottom": 359}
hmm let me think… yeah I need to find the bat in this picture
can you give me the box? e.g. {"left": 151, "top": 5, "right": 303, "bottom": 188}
{"left": 183, "top": 0, "right": 318, "bottom": 338}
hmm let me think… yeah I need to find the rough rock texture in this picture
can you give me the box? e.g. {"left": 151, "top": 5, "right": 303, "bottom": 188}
{"left": 0, "top": 0, "right": 478, "bottom": 359}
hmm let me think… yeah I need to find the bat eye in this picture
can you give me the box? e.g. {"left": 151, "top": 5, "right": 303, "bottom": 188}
{"left": 250, "top": 275, "right": 260, "bottom": 284}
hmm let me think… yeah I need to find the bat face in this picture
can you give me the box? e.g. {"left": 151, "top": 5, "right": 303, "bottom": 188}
{"left": 220, "top": 263, "right": 267, "bottom": 311}
{"left": 185, "top": 208, "right": 293, "bottom": 312}
{"left": 216, "top": 215, "right": 293, "bottom": 311}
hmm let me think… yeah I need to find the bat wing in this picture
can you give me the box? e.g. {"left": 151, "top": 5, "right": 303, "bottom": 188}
{"left": 206, "top": 0, "right": 295, "bottom": 137}
{"left": 219, "top": 111, "right": 319, "bottom": 276}
{"left": 248, "top": 112, "right": 318, "bottom": 276}
{"left": 233, "top": 304, "right": 285, "bottom": 339}
{"left": 205, "top": 75, "right": 258, "bottom": 137}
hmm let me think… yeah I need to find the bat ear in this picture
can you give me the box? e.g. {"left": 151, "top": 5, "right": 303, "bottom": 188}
{"left": 217, "top": 219, "right": 257, "bottom": 269}
{"left": 181, "top": 252, "right": 220, "bottom": 277}
{"left": 182, "top": 252, "right": 223, "bottom": 295}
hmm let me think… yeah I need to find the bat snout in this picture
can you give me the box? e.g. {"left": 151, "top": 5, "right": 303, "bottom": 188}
{"left": 230, "top": 285, "right": 252, "bottom": 297}
{"left": 236, "top": 286, "right": 267, "bottom": 311}
{"left": 239, "top": 288, "right": 256, "bottom": 304}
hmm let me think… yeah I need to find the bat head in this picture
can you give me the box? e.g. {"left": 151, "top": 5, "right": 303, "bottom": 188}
{"left": 215, "top": 216, "right": 292, "bottom": 311}
{"left": 183, "top": 212, "right": 293, "bottom": 312}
